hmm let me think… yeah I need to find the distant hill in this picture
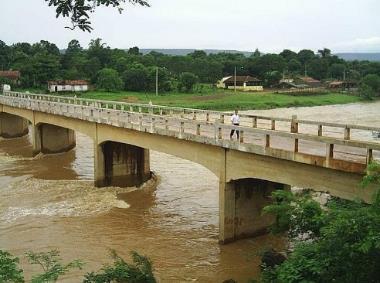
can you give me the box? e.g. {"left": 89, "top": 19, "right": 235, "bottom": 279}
{"left": 336, "top": 53, "right": 380, "bottom": 62}
{"left": 142, "top": 50, "right": 380, "bottom": 62}
{"left": 140, "top": 49, "right": 253, "bottom": 56}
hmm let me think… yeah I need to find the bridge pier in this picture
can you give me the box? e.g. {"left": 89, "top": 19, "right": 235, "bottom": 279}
{"left": 219, "top": 178, "right": 287, "bottom": 244}
{"left": 33, "top": 124, "right": 76, "bottom": 155}
{"left": 0, "top": 113, "right": 29, "bottom": 138}
{"left": 95, "top": 141, "right": 151, "bottom": 187}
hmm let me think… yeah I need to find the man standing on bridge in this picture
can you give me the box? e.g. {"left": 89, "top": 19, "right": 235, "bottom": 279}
{"left": 230, "top": 109, "right": 240, "bottom": 140}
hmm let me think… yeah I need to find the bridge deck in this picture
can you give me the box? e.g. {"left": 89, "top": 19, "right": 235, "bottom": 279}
{"left": 1, "top": 91, "right": 379, "bottom": 175}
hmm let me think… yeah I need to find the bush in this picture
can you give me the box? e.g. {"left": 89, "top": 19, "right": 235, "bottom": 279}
{"left": 262, "top": 162, "right": 380, "bottom": 283}
{"left": 361, "top": 74, "right": 380, "bottom": 94}
{"left": 359, "top": 83, "right": 376, "bottom": 100}
{"left": 96, "top": 68, "right": 123, "bottom": 92}
{"left": 359, "top": 74, "right": 380, "bottom": 100}
{"left": 0, "top": 250, "right": 24, "bottom": 283}
{"left": 123, "top": 64, "right": 148, "bottom": 91}
{"left": 83, "top": 250, "right": 156, "bottom": 283}
{"left": 0, "top": 249, "right": 156, "bottom": 283}
{"left": 178, "top": 72, "right": 198, "bottom": 92}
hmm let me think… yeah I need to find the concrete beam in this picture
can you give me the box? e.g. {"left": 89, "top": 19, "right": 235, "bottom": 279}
{"left": 226, "top": 149, "right": 377, "bottom": 203}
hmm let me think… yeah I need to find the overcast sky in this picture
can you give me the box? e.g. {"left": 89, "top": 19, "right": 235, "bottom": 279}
{"left": 0, "top": 0, "right": 379, "bottom": 53}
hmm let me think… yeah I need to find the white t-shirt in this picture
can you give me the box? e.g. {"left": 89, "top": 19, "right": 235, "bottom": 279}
{"left": 231, "top": 114, "right": 240, "bottom": 125}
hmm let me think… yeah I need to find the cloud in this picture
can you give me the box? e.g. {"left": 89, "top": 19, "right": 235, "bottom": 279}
{"left": 333, "top": 36, "right": 380, "bottom": 52}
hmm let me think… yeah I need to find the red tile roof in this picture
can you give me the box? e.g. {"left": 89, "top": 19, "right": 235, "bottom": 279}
{"left": 48, "top": 80, "right": 89, "bottom": 86}
{"left": 224, "top": 75, "right": 261, "bottom": 83}
{"left": 298, "top": 76, "right": 320, "bottom": 83}
{"left": 0, "top": 71, "right": 21, "bottom": 80}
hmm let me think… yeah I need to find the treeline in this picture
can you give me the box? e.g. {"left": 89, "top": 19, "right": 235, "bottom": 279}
{"left": 1, "top": 39, "right": 380, "bottom": 92}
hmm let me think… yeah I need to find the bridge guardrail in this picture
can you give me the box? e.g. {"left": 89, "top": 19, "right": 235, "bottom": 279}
{"left": 1, "top": 92, "right": 379, "bottom": 172}
{"left": 3, "top": 91, "right": 380, "bottom": 143}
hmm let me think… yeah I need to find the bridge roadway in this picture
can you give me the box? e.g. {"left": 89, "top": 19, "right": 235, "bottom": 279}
{"left": 0, "top": 91, "right": 379, "bottom": 243}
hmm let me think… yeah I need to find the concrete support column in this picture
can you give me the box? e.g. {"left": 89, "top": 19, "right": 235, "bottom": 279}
{"left": 34, "top": 124, "right": 76, "bottom": 154}
{"left": 219, "top": 178, "right": 286, "bottom": 244}
{"left": 0, "top": 113, "right": 29, "bottom": 138}
{"left": 95, "top": 141, "right": 151, "bottom": 187}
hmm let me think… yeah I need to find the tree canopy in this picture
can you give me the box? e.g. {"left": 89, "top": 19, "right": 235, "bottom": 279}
{"left": 2, "top": 39, "right": 380, "bottom": 92}
{"left": 262, "top": 162, "right": 380, "bottom": 283}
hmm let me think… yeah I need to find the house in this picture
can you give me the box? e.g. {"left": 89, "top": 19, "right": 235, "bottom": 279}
{"left": 0, "top": 70, "right": 21, "bottom": 84}
{"left": 218, "top": 75, "right": 263, "bottom": 92}
{"left": 329, "top": 80, "right": 358, "bottom": 90}
{"left": 295, "top": 76, "right": 321, "bottom": 88}
{"left": 48, "top": 80, "right": 89, "bottom": 93}
{"left": 216, "top": 76, "right": 232, "bottom": 89}
{"left": 277, "top": 78, "right": 309, "bottom": 89}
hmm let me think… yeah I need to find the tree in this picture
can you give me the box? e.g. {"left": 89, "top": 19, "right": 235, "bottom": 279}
{"left": 297, "top": 49, "right": 315, "bottom": 65}
{"left": 279, "top": 49, "right": 297, "bottom": 61}
{"left": 318, "top": 48, "right": 331, "bottom": 58}
{"left": 189, "top": 50, "right": 207, "bottom": 59}
{"left": 178, "top": 72, "right": 198, "bottom": 92}
{"left": 253, "top": 48, "right": 261, "bottom": 58}
{"left": 96, "top": 68, "right": 123, "bottom": 91}
{"left": 83, "top": 250, "right": 156, "bottom": 283}
{"left": 359, "top": 83, "right": 376, "bottom": 100}
{"left": 0, "top": 40, "right": 11, "bottom": 70}
{"left": 264, "top": 71, "right": 282, "bottom": 87}
{"left": 26, "top": 250, "right": 83, "bottom": 283}
{"left": 307, "top": 58, "right": 329, "bottom": 80}
{"left": 45, "top": 0, "right": 150, "bottom": 32}
{"left": 122, "top": 64, "right": 148, "bottom": 91}
{"left": 287, "top": 59, "right": 302, "bottom": 74}
{"left": 361, "top": 74, "right": 380, "bottom": 94}
{"left": 262, "top": 162, "right": 380, "bottom": 283}
{"left": 0, "top": 250, "right": 24, "bottom": 283}
{"left": 128, "top": 46, "right": 140, "bottom": 56}
{"left": 329, "top": 63, "right": 346, "bottom": 79}
{"left": 146, "top": 67, "right": 172, "bottom": 92}
{"left": 88, "top": 38, "right": 111, "bottom": 67}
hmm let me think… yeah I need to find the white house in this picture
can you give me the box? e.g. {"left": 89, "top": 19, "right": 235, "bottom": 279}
{"left": 48, "top": 80, "right": 89, "bottom": 93}
{"left": 217, "top": 75, "right": 264, "bottom": 92}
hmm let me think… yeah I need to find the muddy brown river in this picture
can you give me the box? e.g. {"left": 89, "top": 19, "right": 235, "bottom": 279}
{"left": 0, "top": 101, "right": 379, "bottom": 282}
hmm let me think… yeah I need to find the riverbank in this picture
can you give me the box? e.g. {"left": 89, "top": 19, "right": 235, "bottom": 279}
{"left": 72, "top": 91, "right": 363, "bottom": 111}
{"left": 80, "top": 91, "right": 363, "bottom": 111}
{"left": 15, "top": 88, "right": 363, "bottom": 111}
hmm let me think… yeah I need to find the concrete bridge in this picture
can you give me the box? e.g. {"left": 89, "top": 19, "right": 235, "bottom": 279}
{"left": 0, "top": 91, "right": 379, "bottom": 243}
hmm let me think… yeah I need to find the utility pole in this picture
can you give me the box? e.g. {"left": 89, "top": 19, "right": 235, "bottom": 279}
{"left": 155, "top": 67, "right": 158, "bottom": 96}
{"left": 234, "top": 66, "right": 237, "bottom": 93}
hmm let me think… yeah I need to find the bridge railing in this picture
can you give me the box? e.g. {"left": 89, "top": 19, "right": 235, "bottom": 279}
{"left": 1, "top": 93, "right": 379, "bottom": 173}
{"left": 2, "top": 91, "right": 380, "bottom": 144}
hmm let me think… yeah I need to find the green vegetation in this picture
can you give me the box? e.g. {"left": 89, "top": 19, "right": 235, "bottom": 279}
{"left": 65, "top": 89, "right": 360, "bottom": 111}
{"left": 178, "top": 72, "right": 199, "bottom": 92}
{"left": 359, "top": 74, "right": 380, "bottom": 100}
{"left": 261, "top": 162, "right": 380, "bottom": 283}
{"left": 44, "top": 0, "right": 150, "bottom": 32}
{"left": 84, "top": 250, "right": 156, "bottom": 283}
{"left": 96, "top": 68, "right": 123, "bottom": 92}
{"left": 0, "top": 250, "right": 24, "bottom": 283}
{"left": 2, "top": 39, "right": 380, "bottom": 94}
{"left": 0, "top": 249, "right": 155, "bottom": 283}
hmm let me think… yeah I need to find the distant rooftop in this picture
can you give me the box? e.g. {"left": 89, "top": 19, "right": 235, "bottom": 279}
{"left": 0, "top": 70, "right": 20, "bottom": 80}
{"left": 48, "top": 80, "right": 89, "bottom": 85}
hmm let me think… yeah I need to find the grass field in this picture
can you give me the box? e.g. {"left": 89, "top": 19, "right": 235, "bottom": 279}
{"left": 15, "top": 87, "right": 363, "bottom": 111}
{"left": 71, "top": 90, "right": 362, "bottom": 111}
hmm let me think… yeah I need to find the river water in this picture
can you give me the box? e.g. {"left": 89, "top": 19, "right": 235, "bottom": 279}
{"left": 0, "top": 101, "right": 379, "bottom": 282}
